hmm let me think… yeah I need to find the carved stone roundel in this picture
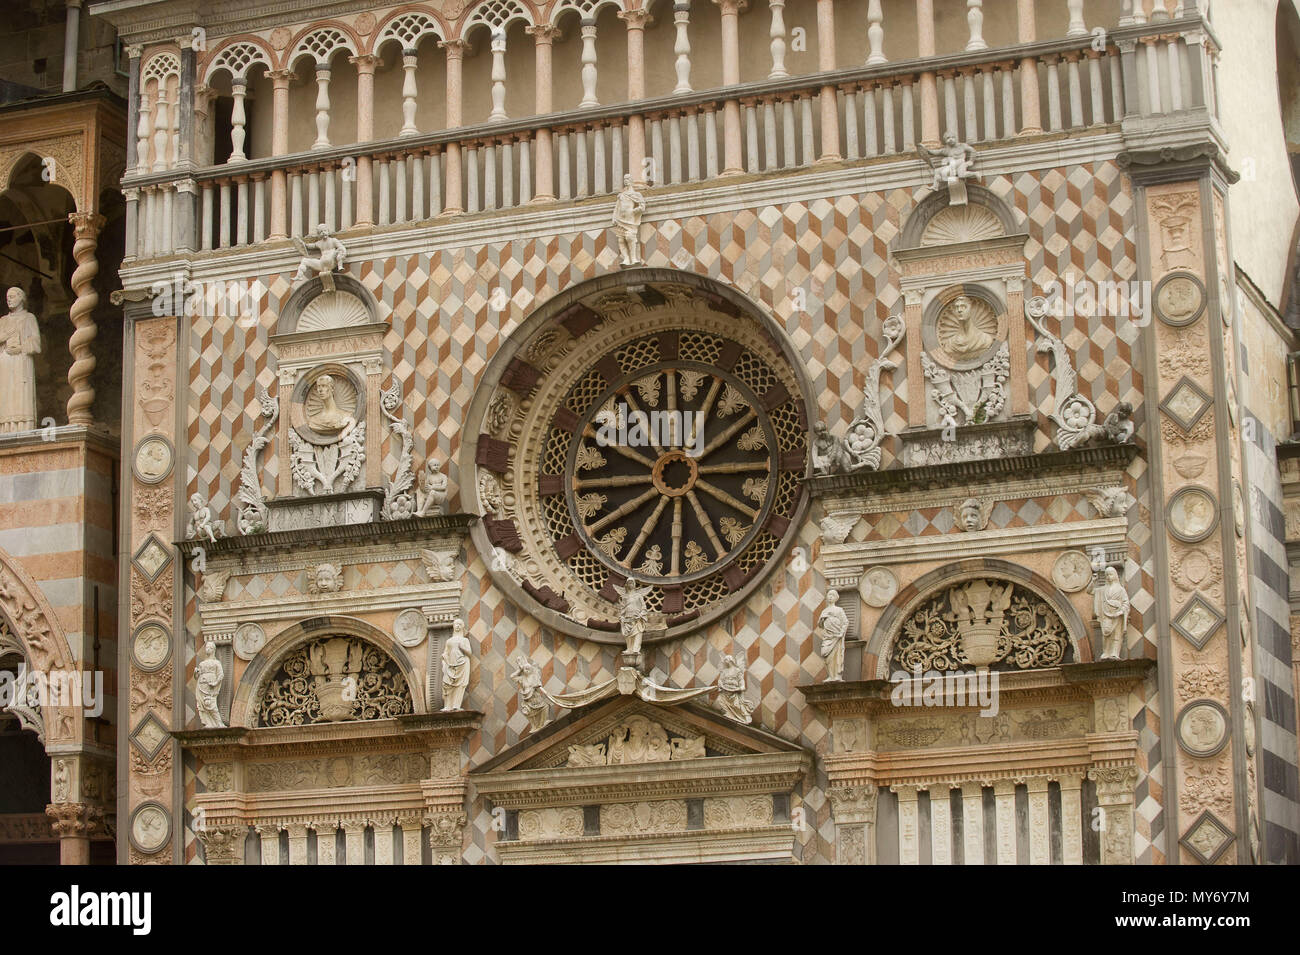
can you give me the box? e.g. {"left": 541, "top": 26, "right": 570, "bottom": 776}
{"left": 291, "top": 366, "right": 362, "bottom": 444}
{"left": 923, "top": 285, "right": 1006, "bottom": 370}
{"left": 467, "top": 279, "right": 811, "bottom": 645}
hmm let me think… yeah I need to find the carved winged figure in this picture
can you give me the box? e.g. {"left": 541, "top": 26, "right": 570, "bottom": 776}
{"left": 917, "top": 134, "right": 977, "bottom": 191}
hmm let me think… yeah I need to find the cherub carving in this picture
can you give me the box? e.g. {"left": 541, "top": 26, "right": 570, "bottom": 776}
{"left": 292, "top": 224, "right": 347, "bottom": 285}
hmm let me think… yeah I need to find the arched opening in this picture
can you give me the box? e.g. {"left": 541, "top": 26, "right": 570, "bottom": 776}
{"left": 0, "top": 618, "right": 55, "bottom": 864}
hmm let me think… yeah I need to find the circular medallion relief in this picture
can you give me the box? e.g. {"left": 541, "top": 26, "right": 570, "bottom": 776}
{"left": 859, "top": 566, "right": 899, "bottom": 608}
{"left": 133, "top": 435, "right": 174, "bottom": 485}
{"left": 1176, "top": 699, "right": 1229, "bottom": 758}
{"left": 233, "top": 623, "right": 266, "bottom": 661}
{"left": 1052, "top": 550, "right": 1093, "bottom": 593}
{"left": 131, "top": 622, "right": 171, "bottom": 671}
{"left": 1153, "top": 271, "right": 1207, "bottom": 327}
{"left": 290, "top": 366, "right": 363, "bottom": 444}
{"left": 1168, "top": 486, "right": 1219, "bottom": 543}
{"left": 922, "top": 285, "right": 1007, "bottom": 370}
{"left": 129, "top": 801, "right": 170, "bottom": 854}
{"left": 464, "top": 277, "right": 812, "bottom": 644}
{"left": 393, "top": 608, "right": 428, "bottom": 648}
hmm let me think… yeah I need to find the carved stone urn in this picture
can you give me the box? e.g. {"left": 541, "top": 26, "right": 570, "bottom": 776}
{"left": 307, "top": 637, "right": 365, "bottom": 720}
{"left": 952, "top": 579, "right": 1011, "bottom": 668}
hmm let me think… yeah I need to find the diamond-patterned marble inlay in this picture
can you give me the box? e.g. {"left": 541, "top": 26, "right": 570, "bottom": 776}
{"left": 1159, "top": 376, "right": 1212, "bottom": 432}
{"left": 1171, "top": 594, "right": 1225, "bottom": 650}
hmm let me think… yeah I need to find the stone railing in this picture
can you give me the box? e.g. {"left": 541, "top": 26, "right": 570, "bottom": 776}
{"left": 119, "top": 14, "right": 1216, "bottom": 263}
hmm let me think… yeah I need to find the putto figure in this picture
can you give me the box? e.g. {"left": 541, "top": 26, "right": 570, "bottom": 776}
{"left": 611, "top": 175, "right": 647, "bottom": 267}
{"left": 818, "top": 589, "right": 849, "bottom": 682}
{"left": 918, "top": 133, "right": 977, "bottom": 194}
{"left": 441, "top": 619, "right": 472, "bottom": 711}
{"left": 186, "top": 492, "right": 224, "bottom": 543}
{"left": 417, "top": 457, "right": 449, "bottom": 516}
{"left": 292, "top": 224, "right": 347, "bottom": 284}
{"left": 0, "top": 287, "right": 40, "bottom": 433}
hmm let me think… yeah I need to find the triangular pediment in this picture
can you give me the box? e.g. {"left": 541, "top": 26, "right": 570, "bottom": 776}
{"left": 473, "top": 696, "right": 806, "bottom": 776}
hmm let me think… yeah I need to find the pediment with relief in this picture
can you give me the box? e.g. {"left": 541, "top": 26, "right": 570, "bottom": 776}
{"left": 472, "top": 697, "right": 810, "bottom": 801}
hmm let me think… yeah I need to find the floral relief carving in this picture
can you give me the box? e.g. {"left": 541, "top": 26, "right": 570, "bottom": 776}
{"left": 130, "top": 571, "right": 172, "bottom": 624}
{"left": 255, "top": 637, "right": 412, "bottom": 726}
{"left": 129, "top": 664, "right": 173, "bottom": 713}
{"left": 600, "top": 800, "right": 688, "bottom": 836}
{"left": 891, "top": 579, "right": 1072, "bottom": 672}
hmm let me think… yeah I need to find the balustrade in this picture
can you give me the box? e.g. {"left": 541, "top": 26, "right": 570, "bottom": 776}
{"left": 121, "top": 9, "right": 1213, "bottom": 261}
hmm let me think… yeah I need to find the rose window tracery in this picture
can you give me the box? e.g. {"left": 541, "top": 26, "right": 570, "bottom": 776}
{"left": 469, "top": 280, "right": 811, "bottom": 644}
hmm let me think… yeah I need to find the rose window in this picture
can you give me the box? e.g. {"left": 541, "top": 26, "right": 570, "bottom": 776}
{"left": 466, "top": 278, "right": 811, "bottom": 644}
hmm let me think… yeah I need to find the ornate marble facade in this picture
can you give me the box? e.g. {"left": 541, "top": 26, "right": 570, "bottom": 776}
{"left": 33, "top": 0, "right": 1291, "bottom": 866}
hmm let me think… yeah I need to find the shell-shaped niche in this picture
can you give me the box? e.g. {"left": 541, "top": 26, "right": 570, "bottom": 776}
{"left": 295, "top": 291, "right": 371, "bottom": 333}
{"left": 920, "top": 203, "right": 1005, "bottom": 247}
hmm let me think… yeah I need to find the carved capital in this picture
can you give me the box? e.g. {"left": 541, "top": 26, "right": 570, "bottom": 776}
{"left": 527, "top": 24, "right": 562, "bottom": 43}
{"left": 197, "top": 822, "right": 247, "bottom": 864}
{"left": 1088, "top": 764, "right": 1139, "bottom": 803}
{"left": 45, "top": 802, "right": 103, "bottom": 838}
{"left": 619, "top": 8, "right": 653, "bottom": 28}
{"left": 827, "top": 784, "right": 878, "bottom": 824}
{"left": 68, "top": 211, "right": 106, "bottom": 240}
{"left": 424, "top": 809, "right": 467, "bottom": 849}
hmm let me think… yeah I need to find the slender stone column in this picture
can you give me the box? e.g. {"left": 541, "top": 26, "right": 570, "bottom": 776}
{"left": 528, "top": 25, "right": 560, "bottom": 202}
{"left": 713, "top": 0, "right": 746, "bottom": 175}
{"left": 930, "top": 785, "right": 953, "bottom": 864}
{"left": 46, "top": 803, "right": 102, "bottom": 865}
{"left": 1025, "top": 776, "right": 1051, "bottom": 864}
{"left": 893, "top": 784, "right": 921, "bottom": 864}
{"left": 269, "top": 69, "right": 292, "bottom": 238}
{"left": 1056, "top": 772, "right": 1085, "bottom": 865}
{"left": 400, "top": 51, "right": 420, "bottom": 135}
{"left": 992, "top": 778, "right": 1017, "bottom": 864}
{"left": 767, "top": 0, "right": 787, "bottom": 78}
{"left": 284, "top": 822, "right": 309, "bottom": 865}
{"left": 815, "top": 0, "right": 840, "bottom": 161}
{"left": 827, "top": 784, "right": 877, "bottom": 864}
{"left": 399, "top": 813, "right": 424, "bottom": 865}
{"left": 352, "top": 54, "right": 378, "bottom": 226}
{"left": 621, "top": 9, "right": 652, "bottom": 183}
{"left": 1017, "top": 0, "right": 1042, "bottom": 133}
{"left": 66, "top": 212, "right": 103, "bottom": 426}
{"left": 917, "top": 0, "right": 940, "bottom": 146}
{"left": 960, "top": 782, "right": 984, "bottom": 864}
{"left": 1089, "top": 765, "right": 1138, "bottom": 864}
{"left": 440, "top": 40, "right": 467, "bottom": 214}
{"left": 257, "top": 824, "right": 281, "bottom": 865}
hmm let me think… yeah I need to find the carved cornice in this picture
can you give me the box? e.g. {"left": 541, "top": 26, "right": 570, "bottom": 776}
{"left": 175, "top": 512, "right": 476, "bottom": 561}
{"left": 801, "top": 659, "right": 1156, "bottom": 716}
{"left": 173, "top": 711, "right": 482, "bottom": 760}
{"left": 495, "top": 825, "right": 796, "bottom": 865}
{"left": 472, "top": 752, "right": 811, "bottom": 810}
{"left": 806, "top": 442, "right": 1138, "bottom": 498}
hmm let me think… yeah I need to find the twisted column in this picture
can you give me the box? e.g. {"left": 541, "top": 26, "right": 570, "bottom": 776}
{"left": 66, "top": 211, "right": 104, "bottom": 426}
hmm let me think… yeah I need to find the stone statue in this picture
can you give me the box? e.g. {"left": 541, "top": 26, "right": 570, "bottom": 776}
{"left": 918, "top": 133, "right": 977, "bottom": 200}
{"left": 0, "top": 287, "right": 40, "bottom": 434}
{"left": 818, "top": 589, "right": 849, "bottom": 682}
{"left": 613, "top": 576, "right": 653, "bottom": 654}
{"left": 717, "top": 653, "right": 755, "bottom": 724}
{"left": 416, "top": 457, "right": 448, "bottom": 516}
{"left": 441, "top": 619, "right": 472, "bottom": 711}
{"left": 1094, "top": 566, "right": 1129, "bottom": 660}
{"left": 196, "top": 641, "right": 225, "bottom": 728}
{"left": 811, "top": 421, "right": 852, "bottom": 476}
{"left": 1102, "top": 402, "right": 1135, "bottom": 444}
{"left": 611, "top": 175, "right": 647, "bottom": 267}
{"left": 185, "top": 492, "right": 224, "bottom": 543}
{"left": 509, "top": 654, "right": 549, "bottom": 732}
{"left": 937, "top": 294, "right": 996, "bottom": 360}
{"left": 292, "top": 224, "right": 347, "bottom": 285}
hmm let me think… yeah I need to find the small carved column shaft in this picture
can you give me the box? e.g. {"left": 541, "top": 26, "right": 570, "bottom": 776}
{"left": 828, "top": 784, "right": 877, "bottom": 865}
{"left": 269, "top": 70, "right": 292, "bottom": 239}
{"left": 960, "top": 781, "right": 984, "bottom": 863}
{"left": 892, "top": 784, "right": 921, "bottom": 864}
{"left": 399, "top": 813, "right": 424, "bottom": 865}
{"left": 992, "top": 778, "right": 1017, "bottom": 863}
{"left": 1006, "top": 277, "right": 1031, "bottom": 415}
{"left": 66, "top": 212, "right": 104, "bottom": 426}
{"left": 1017, "top": 0, "right": 1043, "bottom": 134}
{"left": 712, "top": 0, "right": 745, "bottom": 175}
{"left": 815, "top": 0, "right": 841, "bottom": 161}
{"left": 1025, "top": 776, "right": 1052, "bottom": 864}
{"left": 529, "top": 26, "right": 558, "bottom": 202}
{"left": 1057, "top": 773, "right": 1085, "bottom": 864}
{"left": 441, "top": 41, "right": 466, "bottom": 215}
{"left": 916, "top": 0, "right": 941, "bottom": 147}
{"left": 621, "top": 10, "right": 651, "bottom": 183}
{"left": 352, "top": 54, "right": 378, "bottom": 226}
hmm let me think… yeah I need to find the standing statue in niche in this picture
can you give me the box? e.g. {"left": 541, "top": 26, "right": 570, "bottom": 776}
{"left": 196, "top": 642, "right": 225, "bottom": 729}
{"left": 292, "top": 224, "right": 347, "bottom": 286}
{"left": 611, "top": 175, "right": 647, "bottom": 267}
{"left": 1093, "top": 566, "right": 1130, "bottom": 661}
{"left": 0, "top": 288, "right": 40, "bottom": 433}
{"left": 818, "top": 589, "right": 849, "bottom": 682}
{"left": 441, "top": 619, "right": 472, "bottom": 711}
